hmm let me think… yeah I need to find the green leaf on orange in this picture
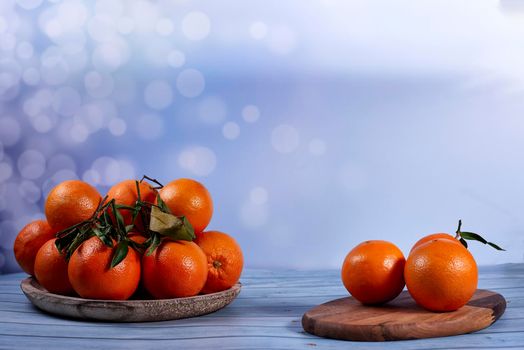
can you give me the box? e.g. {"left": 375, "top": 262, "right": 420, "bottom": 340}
{"left": 110, "top": 240, "right": 129, "bottom": 268}
{"left": 149, "top": 206, "right": 195, "bottom": 241}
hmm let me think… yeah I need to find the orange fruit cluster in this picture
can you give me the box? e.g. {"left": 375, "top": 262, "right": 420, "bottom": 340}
{"left": 341, "top": 225, "right": 492, "bottom": 312}
{"left": 13, "top": 178, "right": 243, "bottom": 301}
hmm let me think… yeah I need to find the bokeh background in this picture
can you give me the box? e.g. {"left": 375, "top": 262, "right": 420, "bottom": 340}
{"left": 1, "top": 0, "right": 524, "bottom": 273}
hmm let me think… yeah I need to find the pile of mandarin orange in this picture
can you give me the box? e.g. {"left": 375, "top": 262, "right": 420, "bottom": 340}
{"left": 14, "top": 178, "right": 243, "bottom": 300}
{"left": 341, "top": 231, "right": 494, "bottom": 312}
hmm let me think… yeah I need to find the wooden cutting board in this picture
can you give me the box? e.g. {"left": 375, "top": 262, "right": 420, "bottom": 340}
{"left": 302, "top": 289, "right": 505, "bottom": 341}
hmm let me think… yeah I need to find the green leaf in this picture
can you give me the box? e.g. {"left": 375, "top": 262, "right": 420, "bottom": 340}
{"left": 112, "top": 201, "right": 125, "bottom": 232}
{"left": 459, "top": 231, "right": 488, "bottom": 244}
{"left": 459, "top": 238, "right": 468, "bottom": 248}
{"left": 155, "top": 193, "right": 171, "bottom": 213}
{"left": 110, "top": 241, "right": 129, "bottom": 268}
{"left": 125, "top": 225, "right": 135, "bottom": 233}
{"left": 146, "top": 233, "right": 160, "bottom": 256}
{"left": 149, "top": 206, "right": 195, "bottom": 241}
{"left": 488, "top": 242, "right": 505, "bottom": 251}
{"left": 92, "top": 227, "right": 113, "bottom": 247}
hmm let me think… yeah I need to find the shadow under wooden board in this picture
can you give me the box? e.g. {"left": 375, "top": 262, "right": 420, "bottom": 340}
{"left": 302, "top": 289, "right": 506, "bottom": 341}
{"left": 21, "top": 277, "right": 241, "bottom": 322}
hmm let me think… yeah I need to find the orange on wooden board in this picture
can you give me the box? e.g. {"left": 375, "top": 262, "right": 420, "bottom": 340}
{"left": 13, "top": 220, "right": 57, "bottom": 275}
{"left": 45, "top": 180, "right": 102, "bottom": 231}
{"left": 405, "top": 238, "right": 478, "bottom": 312}
{"left": 341, "top": 240, "right": 406, "bottom": 305}
{"left": 195, "top": 231, "right": 244, "bottom": 294}
{"left": 142, "top": 240, "right": 208, "bottom": 298}
{"left": 34, "top": 239, "right": 73, "bottom": 295}
{"left": 410, "top": 233, "right": 461, "bottom": 254}
{"left": 158, "top": 178, "right": 213, "bottom": 233}
{"left": 67, "top": 236, "right": 141, "bottom": 300}
{"left": 106, "top": 179, "right": 157, "bottom": 228}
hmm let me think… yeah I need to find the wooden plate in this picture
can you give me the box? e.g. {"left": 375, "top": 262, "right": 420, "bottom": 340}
{"left": 21, "top": 277, "right": 241, "bottom": 322}
{"left": 302, "top": 289, "right": 506, "bottom": 341}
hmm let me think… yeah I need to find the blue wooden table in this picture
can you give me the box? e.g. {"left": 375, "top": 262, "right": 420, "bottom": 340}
{"left": 0, "top": 264, "right": 522, "bottom": 349}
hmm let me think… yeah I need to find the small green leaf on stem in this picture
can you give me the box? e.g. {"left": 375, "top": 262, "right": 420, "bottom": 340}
{"left": 488, "top": 242, "right": 505, "bottom": 251}
{"left": 110, "top": 241, "right": 129, "bottom": 268}
{"left": 456, "top": 220, "right": 505, "bottom": 251}
{"left": 155, "top": 193, "right": 171, "bottom": 213}
{"left": 459, "top": 231, "right": 488, "bottom": 244}
{"left": 146, "top": 233, "right": 160, "bottom": 256}
{"left": 149, "top": 206, "right": 195, "bottom": 241}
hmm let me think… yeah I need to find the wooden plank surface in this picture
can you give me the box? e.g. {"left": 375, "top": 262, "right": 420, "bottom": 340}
{"left": 0, "top": 265, "right": 522, "bottom": 349}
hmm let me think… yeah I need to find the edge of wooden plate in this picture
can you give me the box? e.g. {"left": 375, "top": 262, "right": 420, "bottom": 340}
{"left": 21, "top": 277, "right": 241, "bottom": 322}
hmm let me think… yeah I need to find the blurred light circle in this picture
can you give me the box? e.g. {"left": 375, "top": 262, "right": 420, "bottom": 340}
{"left": 117, "top": 17, "right": 134, "bottom": 34}
{"left": 0, "top": 33, "right": 16, "bottom": 51}
{"left": 198, "top": 96, "right": 226, "bottom": 124}
{"left": 118, "top": 159, "right": 136, "bottom": 180}
{"left": 222, "top": 122, "right": 240, "bottom": 140}
{"left": 156, "top": 18, "right": 174, "bottom": 36}
{"left": 75, "top": 104, "right": 105, "bottom": 132}
{"left": 31, "top": 114, "right": 54, "bottom": 133}
{"left": 250, "top": 186, "right": 268, "bottom": 205}
{"left": 108, "top": 118, "right": 126, "bottom": 136}
{"left": 95, "top": 0, "right": 123, "bottom": 17}
{"left": 52, "top": 86, "right": 81, "bottom": 117}
{"left": 23, "top": 98, "right": 40, "bottom": 117}
{"left": 144, "top": 80, "right": 173, "bottom": 110}
{"left": 144, "top": 38, "right": 172, "bottom": 67}
{"left": 16, "top": 0, "right": 43, "bottom": 10}
{"left": 70, "top": 122, "right": 89, "bottom": 143}
{"left": 240, "top": 201, "right": 268, "bottom": 228}
{"left": 0, "top": 162, "right": 13, "bottom": 183}
{"left": 92, "top": 41, "right": 128, "bottom": 72}
{"left": 242, "top": 105, "right": 260, "bottom": 123}
{"left": 136, "top": 113, "right": 164, "bottom": 140}
{"left": 17, "top": 150, "right": 46, "bottom": 180}
{"left": 182, "top": 11, "right": 210, "bottom": 41}
{"left": 0, "top": 117, "right": 21, "bottom": 146}
{"left": 271, "top": 124, "right": 300, "bottom": 153}
{"left": 167, "top": 50, "right": 185, "bottom": 68}
{"left": 92, "top": 156, "right": 120, "bottom": 186}
{"left": 131, "top": 0, "right": 159, "bottom": 33}
{"left": 42, "top": 19, "right": 63, "bottom": 40}
{"left": 176, "top": 69, "right": 205, "bottom": 98}
{"left": 18, "top": 180, "right": 41, "bottom": 203}
{"left": 249, "top": 21, "right": 268, "bottom": 40}
{"left": 40, "top": 47, "right": 69, "bottom": 85}
{"left": 178, "top": 146, "right": 216, "bottom": 177}
{"left": 34, "top": 88, "right": 53, "bottom": 108}
{"left": 63, "top": 47, "right": 88, "bottom": 70}
{"left": 47, "top": 153, "right": 76, "bottom": 173}
{"left": 16, "top": 41, "right": 33, "bottom": 59}
{"left": 0, "top": 59, "right": 22, "bottom": 99}
{"left": 268, "top": 25, "right": 297, "bottom": 55}
{"left": 82, "top": 169, "right": 101, "bottom": 185}
{"left": 84, "top": 71, "right": 114, "bottom": 98}
{"left": 309, "top": 138, "right": 327, "bottom": 156}
{"left": 22, "top": 68, "right": 40, "bottom": 85}
{"left": 87, "top": 15, "right": 117, "bottom": 42}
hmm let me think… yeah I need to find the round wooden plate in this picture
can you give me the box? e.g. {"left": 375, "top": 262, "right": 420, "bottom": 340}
{"left": 302, "top": 289, "right": 506, "bottom": 341}
{"left": 21, "top": 277, "right": 241, "bottom": 322}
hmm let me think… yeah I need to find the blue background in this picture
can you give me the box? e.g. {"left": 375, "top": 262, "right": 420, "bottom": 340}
{"left": 1, "top": 0, "right": 523, "bottom": 273}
